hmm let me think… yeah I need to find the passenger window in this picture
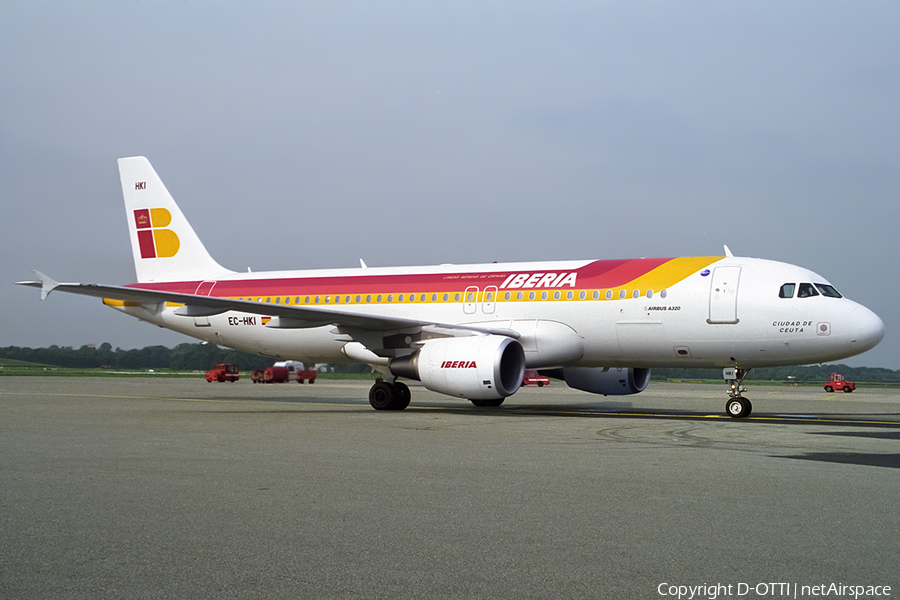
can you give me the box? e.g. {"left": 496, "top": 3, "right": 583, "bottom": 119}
{"left": 797, "top": 283, "right": 818, "bottom": 298}
{"left": 779, "top": 283, "right": 795, "bottom": 298}
{"left": 815, "top": 283, "right": 842, "bottom": 298}
{"left": 606, "top": 290, "right": 613, "bottom": 300}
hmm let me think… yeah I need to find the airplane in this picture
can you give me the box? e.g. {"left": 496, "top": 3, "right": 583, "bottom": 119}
{"left": 18, "top": 157, "right": 885, "bottom": 418}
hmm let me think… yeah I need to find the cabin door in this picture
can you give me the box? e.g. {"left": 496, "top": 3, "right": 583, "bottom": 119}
{"left": 708, "top": 266, "right": 741, "bottom": 324}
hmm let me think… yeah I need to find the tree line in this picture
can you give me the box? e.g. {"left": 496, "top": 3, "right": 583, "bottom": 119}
{"left": 0, "top": 343, "right": 896, "bottom": 382}
{"left": 0, "top": 343, "right": 285, "bottom": 371}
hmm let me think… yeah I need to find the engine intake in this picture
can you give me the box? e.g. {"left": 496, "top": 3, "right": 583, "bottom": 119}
{"left": 390, "top": 336, "right": 526, "bottom": 400}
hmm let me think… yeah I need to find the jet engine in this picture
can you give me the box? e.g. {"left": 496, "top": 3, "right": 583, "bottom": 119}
{"left": 390, "top": 335, "right": 526, "bottom": 400}
{"left": 560, "top": 366, "right": 651, "bottom": 396}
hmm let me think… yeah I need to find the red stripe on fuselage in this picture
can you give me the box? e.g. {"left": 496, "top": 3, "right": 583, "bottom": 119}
{"left": 126, "top": 258, "right": 675, "bottom": 297}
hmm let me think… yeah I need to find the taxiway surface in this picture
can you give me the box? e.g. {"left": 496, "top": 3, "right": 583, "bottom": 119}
{"left": 2, "top": 377, "right": 898, "bottom": 599}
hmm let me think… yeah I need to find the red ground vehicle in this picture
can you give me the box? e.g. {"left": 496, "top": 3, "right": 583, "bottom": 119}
{"left": 206, "top": 363, "right": 240, "bottom": 382}
{"left": 251, "top": 361, "right": 317, "bottom": 384}
{"left": 824, "top": 373, "right": 855, "bottom": 393}
{"left": 251, "top": 366, "right": 289, "bottom": 383}
{"left": 522, "top": 369, "right": 550, "bottom": 387}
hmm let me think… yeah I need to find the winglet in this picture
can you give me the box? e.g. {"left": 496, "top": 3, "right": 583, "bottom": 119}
{"left": 359, "top": 259, "right": 368, "bottom": 269}
{"left": 723, "top": 245, "right": 734, "bottom": 258}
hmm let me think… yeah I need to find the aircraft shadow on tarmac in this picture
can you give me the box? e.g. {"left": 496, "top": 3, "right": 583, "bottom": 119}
{"left": 204, "top": 395, "right": 900, "bottom": 428}
{"left": 773, "top": 452, "right": 900, "bottom": 469}
{"left": 194, "top": 397, "right": 900, "bottom": 468}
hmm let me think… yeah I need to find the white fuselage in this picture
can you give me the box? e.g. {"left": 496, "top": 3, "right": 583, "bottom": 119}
{"left": 109, "top": 255, "right": 884, "bottom": 371}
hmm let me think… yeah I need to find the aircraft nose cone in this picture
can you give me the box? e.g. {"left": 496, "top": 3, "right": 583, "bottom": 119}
{"left": 849, "top": 305, "right": 885, "bottom": 353}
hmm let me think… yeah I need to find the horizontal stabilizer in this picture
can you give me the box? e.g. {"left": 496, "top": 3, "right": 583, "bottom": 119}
{"left": 15, "top": 271, "right": 60, "bottom": 301}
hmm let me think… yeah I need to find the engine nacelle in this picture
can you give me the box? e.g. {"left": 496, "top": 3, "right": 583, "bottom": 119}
{"left": 562, "top": 367, "right": 651, "bottom": 396}
{"left": 390, "top": 336, "right": 526, "bottom": 400}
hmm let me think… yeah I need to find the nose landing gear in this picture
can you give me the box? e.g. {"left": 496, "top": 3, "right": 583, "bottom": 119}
{"left": 724, "top": 367, "right": 752, "bottom": 418}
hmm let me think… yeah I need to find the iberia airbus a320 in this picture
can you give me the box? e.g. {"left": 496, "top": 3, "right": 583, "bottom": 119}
{"left": 18, "top": 157, "right": 885, "bottom": 417}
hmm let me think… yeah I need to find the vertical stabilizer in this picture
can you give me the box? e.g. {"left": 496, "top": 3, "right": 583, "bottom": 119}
{"left": 118, "top": 157, "right": 233, "bottom": 282}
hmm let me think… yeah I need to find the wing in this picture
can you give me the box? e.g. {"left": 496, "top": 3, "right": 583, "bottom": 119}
{"left": 16, "top": 271, "right": 520, "bottom": 339}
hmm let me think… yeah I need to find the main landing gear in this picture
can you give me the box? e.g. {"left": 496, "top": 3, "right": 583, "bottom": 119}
{"left": 367, "top": 379, "right": 506, "bottom": 410}
{"left": 368, "top": 378, "right": 411, "bottom": 411}
{"left": 724, "top": 367, "right": 752, "bottom": 418}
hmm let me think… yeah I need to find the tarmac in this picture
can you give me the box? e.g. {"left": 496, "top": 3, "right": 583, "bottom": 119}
{"left": 1, "top": 377, "right": 898, "bottom": 599}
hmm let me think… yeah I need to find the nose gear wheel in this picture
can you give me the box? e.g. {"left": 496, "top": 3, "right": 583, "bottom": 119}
{"left": 724, "top": 368, "right": 752, "bottom": 418}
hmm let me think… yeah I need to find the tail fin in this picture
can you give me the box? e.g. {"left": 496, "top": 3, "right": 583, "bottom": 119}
{"left": 118, "top": 156, "right": 233, "bottom": 282}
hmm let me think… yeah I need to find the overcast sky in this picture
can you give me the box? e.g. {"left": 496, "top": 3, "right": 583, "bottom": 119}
{"left": 2, "top": 1, "right": 897, "bottom": 369}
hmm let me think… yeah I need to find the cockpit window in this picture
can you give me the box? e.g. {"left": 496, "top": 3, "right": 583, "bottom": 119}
{"left": 779, "top": 283, "right": 795, "bottom": 298}
{"left": 797, "top": 283, "right": 819, "bottom": 298}
{"left": 815, "top": 283, "right": 842, "bottom": 298}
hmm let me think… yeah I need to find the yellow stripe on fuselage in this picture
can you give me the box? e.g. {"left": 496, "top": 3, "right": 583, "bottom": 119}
{"left": 620, "top": 256, "right": 721, "bottom": 295}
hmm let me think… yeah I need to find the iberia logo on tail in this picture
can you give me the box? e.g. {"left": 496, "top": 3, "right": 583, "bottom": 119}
{"left": 134, "top": 208, "right": 180, "bottom": 258}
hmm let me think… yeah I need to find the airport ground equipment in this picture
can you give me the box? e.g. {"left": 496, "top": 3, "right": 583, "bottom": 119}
{"left": 824, "top": 373, "right": 855, "bottom": 393}
{"left": 206, "top": 363, "right": 240, "bottom": 382}
{"left": 522, "top": 369, "right": 550, "bottom": 387}
{"left": 251, "top": 361, "right": 317, "bottom": 384}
